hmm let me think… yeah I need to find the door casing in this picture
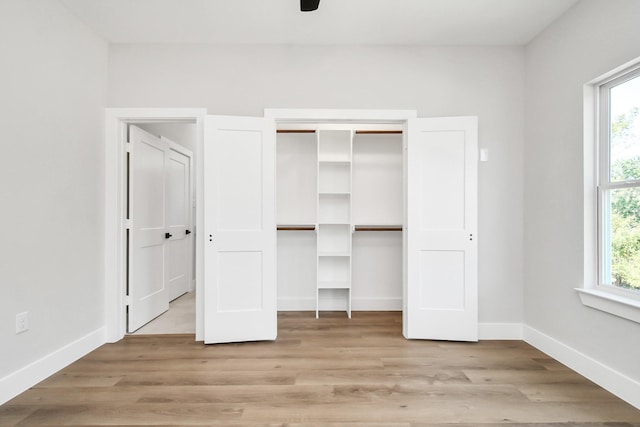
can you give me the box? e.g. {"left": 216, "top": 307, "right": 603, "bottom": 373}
{"left": 105, "top": 108, "right": 206, "bottom": 342}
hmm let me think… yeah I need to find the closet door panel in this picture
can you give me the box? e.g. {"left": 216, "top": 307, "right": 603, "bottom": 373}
{"left": 204, "top": 115, "right": 276, "bottom": 344}
{"left": 419, "top": 131, "right": 466, "bottom": 230}
{"left": 216, "top": 131, "right": 263, "bottom": 230}
{"left": 405, "top": 117, "right": 478, "bottom": 342}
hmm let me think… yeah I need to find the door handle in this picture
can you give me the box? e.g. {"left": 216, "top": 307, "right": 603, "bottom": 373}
{"left": 185, "top": 230, "right": 191, "bottom": 235}
{"left": 165, "top": 232, "right": 172, "bottom": 239}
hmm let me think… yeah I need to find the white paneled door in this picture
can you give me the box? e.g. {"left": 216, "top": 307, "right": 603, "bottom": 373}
{"left": 164, "top": 139, "right": 193, "bottom": 302}
{"left": 128, "top": 126, "right": 169, "bottom": 332}
{"left": 204, "top": 116, "right": 276, "bottom": 344}
{"left": 404, "top": 117, "right": 478, "bottom": 341}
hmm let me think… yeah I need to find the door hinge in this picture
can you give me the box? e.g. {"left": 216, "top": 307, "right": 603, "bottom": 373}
{"left": 125, "top": 219, "right": 133, "bottom": 230}
{"left": 125, "top": 295, "right": 132, "bottom": 306}
{"left": 125, "top": 142, "right": 132, "bottom": 153}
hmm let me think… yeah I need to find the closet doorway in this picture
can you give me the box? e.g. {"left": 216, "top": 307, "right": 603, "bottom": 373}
{"left": 275, "top": 124, "right": 404, "bottom": 317}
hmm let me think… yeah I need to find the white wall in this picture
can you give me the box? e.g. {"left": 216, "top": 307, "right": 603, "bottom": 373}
{"left": 109, "top": 44, "right": 525, "bottom": 326}
{"left": 0, "top": 0, "right": 108, "bottom": 402}
{"left": 524, "top": 0, "right": 640, "bottom": 383}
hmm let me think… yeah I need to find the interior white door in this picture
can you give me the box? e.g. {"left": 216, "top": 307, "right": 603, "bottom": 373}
{"left": 204, "top": 115, "right": 276, "bottom": 344}
{"left": 165, "top": 140, "right": 193, "bottom": 302}
{"left": 128, "top": 126, "right": 169, "bottom": 332}
{"left": 404, "top": 117, "right": 478, "bottom": 341}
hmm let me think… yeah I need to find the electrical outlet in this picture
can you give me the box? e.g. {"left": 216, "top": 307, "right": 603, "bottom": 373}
{"left": 16, "top": 312, "right": 29, "bottom": 334}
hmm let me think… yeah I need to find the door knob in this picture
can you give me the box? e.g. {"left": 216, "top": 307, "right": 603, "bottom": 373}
{"left": 165, "top": 232, "right": 172, "bottom": 239}
{"left": 185, "top": 230, "right": 191, "bottom": 235}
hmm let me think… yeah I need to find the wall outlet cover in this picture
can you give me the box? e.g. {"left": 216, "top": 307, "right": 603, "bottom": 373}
{"left": 16, "top": 312, "right": 29, "bottom": 334}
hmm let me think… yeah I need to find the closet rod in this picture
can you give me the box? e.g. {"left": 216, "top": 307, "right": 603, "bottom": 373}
{"left": 355, "top": 130, "right": 403, "bottom": 135}
{"left": 355, "top": 225, "right": 403, "bottom": 231}
{"left": 276, "top": 129, "right": 316, "bottom": 134}
{"left": 277, "top": 225, "right": 316, "bottom": 231}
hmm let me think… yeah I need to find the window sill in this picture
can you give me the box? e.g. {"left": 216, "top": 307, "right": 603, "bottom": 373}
{"left": 575, "top": 288, "right": 640, "bottom": 324}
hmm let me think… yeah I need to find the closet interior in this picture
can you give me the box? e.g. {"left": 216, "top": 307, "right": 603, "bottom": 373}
{"left": 276, "top": 124, "right": 403, "bottom": 318}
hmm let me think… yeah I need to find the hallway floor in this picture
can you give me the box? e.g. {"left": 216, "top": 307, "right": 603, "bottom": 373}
{"left": 132, "top": 291, "right": 195, "bottom": 335}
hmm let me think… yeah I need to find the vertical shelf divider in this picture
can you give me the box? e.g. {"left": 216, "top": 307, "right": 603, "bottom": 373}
{"left": 316, "top": 129, "right": 353, "bottom": 318}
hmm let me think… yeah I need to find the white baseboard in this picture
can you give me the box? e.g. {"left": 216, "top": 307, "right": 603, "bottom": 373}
{"left": 277, "top": 297, "right": 401, "bottom": 311}
{"left": 524, "top": 325, "right": 640, "bottom": 410}
{"left": 0, "top": 327, "right": 106, "bottom": 405}
{"left": 3, "top": 322, "right": 637, "bottom": 411}
{"left": 478, "top": 322, "right": 523, "bottom": 339}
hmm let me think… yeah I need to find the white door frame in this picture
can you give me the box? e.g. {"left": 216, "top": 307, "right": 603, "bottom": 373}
{"left": 265, "top": 109, "right": 417, "bottom": 123}
{"left": 105, "top": 108, "right": 206, "bottom": 343}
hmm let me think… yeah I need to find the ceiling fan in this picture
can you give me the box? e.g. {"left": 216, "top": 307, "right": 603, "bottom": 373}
{"left": 301, "top": 0, "right": 320, "bottom": 12}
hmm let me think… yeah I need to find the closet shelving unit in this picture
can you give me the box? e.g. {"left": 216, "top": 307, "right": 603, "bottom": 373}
{"left": 276, "top": 125, "right": 404, "bottom": 318}
{"left": 316, "top": 129, "right": 353, "bottom": 318}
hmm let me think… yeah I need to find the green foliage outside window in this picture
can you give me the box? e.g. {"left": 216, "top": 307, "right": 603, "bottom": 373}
{"left": 609, "top": 107, "right": 640, "bottom": 290}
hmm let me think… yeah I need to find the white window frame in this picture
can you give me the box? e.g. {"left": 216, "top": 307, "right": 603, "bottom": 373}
{"left": 578, "top": 59, "right": 640, "bottom": 324}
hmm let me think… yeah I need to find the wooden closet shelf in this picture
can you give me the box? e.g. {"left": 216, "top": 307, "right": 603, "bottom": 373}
{"left": 277, "top": 225, "right": 402, "bottom": 231}
{"left": 277, "top": 129, "right": 316, "bottom": 134}
{"left": 355, "top": 130, "right": 403, "bottom": 135}
{"left": 277, "top": 225, "right": 316, "bottom": 231}
{"left": 355, "top": 225, "right": 403, "bottom": 231}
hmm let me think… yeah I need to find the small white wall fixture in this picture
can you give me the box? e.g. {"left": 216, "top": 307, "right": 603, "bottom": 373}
{"left": 104, "top": 108, "right": 206, "bottom": 342}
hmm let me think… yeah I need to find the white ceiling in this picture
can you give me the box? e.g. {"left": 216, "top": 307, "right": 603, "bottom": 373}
{"left": 60, "top": 0, "right": 579, "bottom": 46}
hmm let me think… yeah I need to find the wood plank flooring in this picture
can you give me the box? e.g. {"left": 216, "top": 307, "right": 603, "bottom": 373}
{"left": 2, "top": 312, "right": 640, "bottom": 426}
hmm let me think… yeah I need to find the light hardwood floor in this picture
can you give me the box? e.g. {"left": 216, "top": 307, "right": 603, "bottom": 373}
{"left": 132, "top": 292, "right": 195, "bottom": 335}
{"left": 2, "top": 312, "right": 640, "bottom": 426}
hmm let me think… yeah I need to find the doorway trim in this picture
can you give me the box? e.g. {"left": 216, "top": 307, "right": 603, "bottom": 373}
{"left": 264, "top": 109, "right": 417, "bottom": 123}
{"left": 105, "top": 108, "right": 206, "bottom": 343}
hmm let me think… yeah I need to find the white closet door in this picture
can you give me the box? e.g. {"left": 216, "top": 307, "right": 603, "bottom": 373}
{"left": 165, "top": 142, "right": 192, "bottom": 302}
{"left": 128, "top": 126, "right": 169, "bottom": 332}
{"left": 404, "top": 117, "right": 478, "bottom": 341}
{"left": 204, "top": 115, "right": 276, "bottom": 344}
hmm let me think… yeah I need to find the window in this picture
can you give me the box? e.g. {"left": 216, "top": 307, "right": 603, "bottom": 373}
{"left": 578, "top": 61, "right": 640, "bottom": 323}
{"left": 598, "top": 66, "right": 640, "bottom": 296}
